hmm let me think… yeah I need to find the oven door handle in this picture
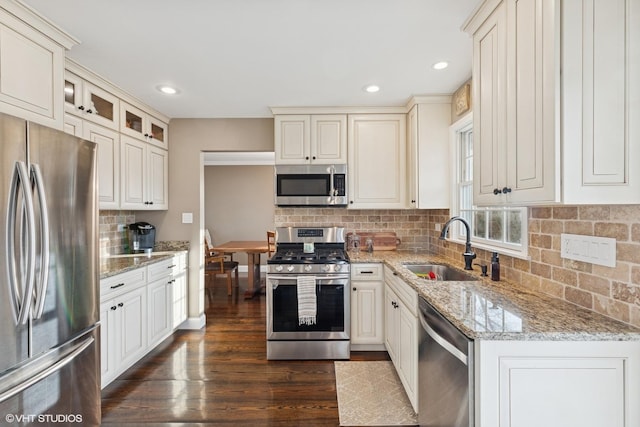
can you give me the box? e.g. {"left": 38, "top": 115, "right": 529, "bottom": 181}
{"left": 267, "top": 274, "right": 349, "bottom": 282}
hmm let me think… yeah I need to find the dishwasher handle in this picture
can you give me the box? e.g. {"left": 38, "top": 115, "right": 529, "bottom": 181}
{"left": 419, "top": 312, "right": 468, "bottom": 365}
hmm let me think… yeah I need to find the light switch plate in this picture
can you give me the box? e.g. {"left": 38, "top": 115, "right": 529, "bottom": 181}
{"left": 560, "top": 233, "right": 616, "bottom": 267}
{"left": 181, "top": 212, "right": 193, "bottom": 224}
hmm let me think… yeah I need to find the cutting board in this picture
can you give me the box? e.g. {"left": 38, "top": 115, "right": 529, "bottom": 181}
{"left": 348, "top": 231, "right": 401, "bottom": 251}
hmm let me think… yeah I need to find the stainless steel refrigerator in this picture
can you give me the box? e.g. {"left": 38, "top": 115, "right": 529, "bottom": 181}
{"left": 0, "top": 113, "right": 100, "bottom": 424}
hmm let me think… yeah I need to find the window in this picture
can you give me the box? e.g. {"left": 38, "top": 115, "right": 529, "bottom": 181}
{"left": 449, "top": 114, "right": 528, "bottom": 258}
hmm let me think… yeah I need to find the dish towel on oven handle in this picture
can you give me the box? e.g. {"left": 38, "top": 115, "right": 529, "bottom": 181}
{"left": 297, "top": 276, "right": 317, "bottom": 326}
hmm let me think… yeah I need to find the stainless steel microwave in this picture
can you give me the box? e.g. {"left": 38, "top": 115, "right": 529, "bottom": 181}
{"left": 274, "top": 164, "right": 347, "bottom": 206}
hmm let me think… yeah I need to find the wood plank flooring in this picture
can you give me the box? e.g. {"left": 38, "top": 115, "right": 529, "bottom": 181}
{"left": 101, "top": 275, "right": 389, "bottom": 426}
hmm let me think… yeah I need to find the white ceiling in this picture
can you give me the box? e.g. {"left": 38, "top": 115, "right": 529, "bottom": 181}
{"left": 22, "top": 0, "right": 480, "bottom": 119}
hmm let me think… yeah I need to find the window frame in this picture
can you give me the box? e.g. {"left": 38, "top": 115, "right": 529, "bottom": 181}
{"left": 448, "top": 112, "right": 529, "bottom": 260}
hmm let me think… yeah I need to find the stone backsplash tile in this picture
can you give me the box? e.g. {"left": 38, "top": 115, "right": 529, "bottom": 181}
{"left": 99, "top": 210, "right": 135, "bottom": 256}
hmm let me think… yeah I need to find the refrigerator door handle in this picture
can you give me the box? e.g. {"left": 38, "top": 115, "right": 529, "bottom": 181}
{"left": 31, "top": 163, "right": 50, "bottom": 319}
{"left": 0, "top": 335, "right": 94, "bottom": 404}
{"left": 5, "top": 161, "right": 36, "bottom": 325}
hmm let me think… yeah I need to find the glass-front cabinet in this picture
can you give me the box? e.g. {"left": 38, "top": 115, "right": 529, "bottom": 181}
{"left": 120, "top": 101, "right": 168, "bottom": 149}
{"left": 64, "top": 71, "right": 119, "bottom": 130}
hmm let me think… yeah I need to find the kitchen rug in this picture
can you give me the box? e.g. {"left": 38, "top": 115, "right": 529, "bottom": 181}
{"left": 334, "top": 361, "right": 418, "bottom": 426}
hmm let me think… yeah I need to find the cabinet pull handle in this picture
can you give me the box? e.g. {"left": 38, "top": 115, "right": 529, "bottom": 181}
{"left": 117, "top": 302, "right": 124, "bottom": 307}
{"left": 360, "top": 271, "right": 374, "bottom": 274}
{"left": 110, "top": 283, "right": 125, "bottom": 289}
{"left": 502, "top": 187, "right": 512, "bottom": 194}
{"left": 86, "top": 109, "right": 93, "bottom": 114}
{"left": 78, "top": 106, "right": 85, "bottom": 111}
{"left": 493, "top": 188, "right": 502, "bottom": 195}
{"left": 111, "top": 306, "right": 117, "bottom": 310}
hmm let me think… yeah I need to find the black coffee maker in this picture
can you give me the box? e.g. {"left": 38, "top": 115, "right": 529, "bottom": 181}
{"left": 128, "top": 222, "right": 156, "bottom": 254}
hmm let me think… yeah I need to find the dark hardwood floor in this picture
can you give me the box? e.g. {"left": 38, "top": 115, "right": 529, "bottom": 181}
{"left": 101, "top": 274, "right": 389, "bottom": 426}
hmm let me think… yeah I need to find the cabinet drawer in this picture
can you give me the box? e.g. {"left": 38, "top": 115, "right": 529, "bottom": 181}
{"left": 101, "top": 267, "right": 146, "bottom": 300}
{"left": 147, "top": 258, "right": 174, "bottom": 283}
{"left": 352, "top": 263, "right": 383, "bottom": 281}
{"left": 172, "top": 251, "right": 187, "bottom": 273}
{"left": 384, "top": 267, "right": 418, "bottom": 316}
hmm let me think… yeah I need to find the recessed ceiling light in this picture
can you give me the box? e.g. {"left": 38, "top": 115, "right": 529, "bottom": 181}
{"left": 364, "top": 85, "right": 380, "bottom": 93}
{"left": 432, "top": 61, "right": 449, "bottom": 70}
{"left": 157, "top": 85, "right": 178, "bottom": 95}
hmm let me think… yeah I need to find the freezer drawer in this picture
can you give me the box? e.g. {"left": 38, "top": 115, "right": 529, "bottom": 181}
{"left": 0, "top": 327, "right": 101, "bottom": 425}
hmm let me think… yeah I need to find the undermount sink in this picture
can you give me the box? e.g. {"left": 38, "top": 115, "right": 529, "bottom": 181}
{"left": 402, "top": 264, "right": 479, "bottom": 282}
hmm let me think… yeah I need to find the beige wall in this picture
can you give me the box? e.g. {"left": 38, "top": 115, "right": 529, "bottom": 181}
{"left": 204, "top": 165, "right": 275, "bottom": 266}
{"left": 125, "top": 113, "right": 640, "bottom": 331}
{"left": 136, "top": 118, "right": 274, "bottom": 324}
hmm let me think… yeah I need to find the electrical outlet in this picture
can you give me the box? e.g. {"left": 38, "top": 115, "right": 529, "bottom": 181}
{"left": 560, "top": 233, "right": 616, "bottom": 267}
{"left": 435, "top": 223, "right": 441, "bottom": 232}
{"left": 117, "top": 224, "right": 126, "bottom": 232}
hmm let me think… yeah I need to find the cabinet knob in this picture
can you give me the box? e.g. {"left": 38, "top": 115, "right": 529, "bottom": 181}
{"left": 493, "top": 188, "right": 502, "bottom": 195}
{"left": 144, "top": 133, "right": 149, "bottom": 138}
{"left": 86, "top": 109, "right": 93, "bottom": 114}
{"left": 350, "top": 201, "right": 354, "bottom": 204}
{"left": 411, "top": 200, "right": 416, "bottom": 203}
{"left": 502, "top": 187, "right": 512, "bottom": 194}
{"left": 353, "top": 287, "right": 357, "bottom": 291}
{"left": 312, "top": 156, "right": 316, "bottom": 160}
{"left": 78, "top": 105, "right": 85, "bottom": 111}
{"left": 305, "top": 156, "right": 310, "bottom": 160}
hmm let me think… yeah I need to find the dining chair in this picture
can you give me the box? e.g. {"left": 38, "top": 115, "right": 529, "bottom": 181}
{"left": 204, "top": 232, "right": 239, "bottom": 297}
{"left": 267, "top": 230, "right": 276, "bottom": 258}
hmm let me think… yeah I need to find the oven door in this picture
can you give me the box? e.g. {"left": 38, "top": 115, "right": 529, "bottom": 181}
{"left": 266, "top": 274, "right": 350, "bottom": 340}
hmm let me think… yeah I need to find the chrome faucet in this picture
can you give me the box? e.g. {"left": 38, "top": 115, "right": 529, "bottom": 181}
{"left": 440, "top": 216, "right": 476, "bottom": 270}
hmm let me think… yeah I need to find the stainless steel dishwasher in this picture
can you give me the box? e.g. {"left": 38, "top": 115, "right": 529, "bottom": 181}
{"left": 418, "top": 297, "right": 474, "bottom": 427}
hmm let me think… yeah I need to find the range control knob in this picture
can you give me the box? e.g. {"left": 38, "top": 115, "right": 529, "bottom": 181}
{"left": 287, "top": 265, "right": 295, "bottom": 272}
{"left": 304, "top": 265, "right": 313, "bottom": 272}
{"left": 334, "top": 264, "right": 342, "bottom": 272}
{"left": 321, "top": 264, "right": 331, "bottom": 272}
{"left": 275, "top": 265, "right": 283, "bottom": 272}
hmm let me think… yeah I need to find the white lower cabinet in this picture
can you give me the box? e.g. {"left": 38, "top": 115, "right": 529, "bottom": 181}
{"left": 476, "top": 340, "right": 640, "bottom": 427}
{"left": 100, "top": 255, "right": 188, "bottom": 388}
{"left": 171, "top": 251, "right": 188, "bottom": 329}
{"left": 384, "top": 267, "right": 419, "bottom": 412}
{"left": 100, "top": 284, "right": 147, "bottom": 387}
{"left": 147, "top": 279, "right": 172, "bottom": 348}
{"left": 350, "top": 263, "right": 384, "bottom": 349}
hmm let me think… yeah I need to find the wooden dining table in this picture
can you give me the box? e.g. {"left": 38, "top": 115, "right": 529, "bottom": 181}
{"left": 210, "top": 240, "right": 269, "bottom": 299}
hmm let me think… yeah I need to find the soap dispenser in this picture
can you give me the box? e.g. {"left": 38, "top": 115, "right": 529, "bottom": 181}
{"left": 491, "top": 252, "right": 500, "bottom": 281}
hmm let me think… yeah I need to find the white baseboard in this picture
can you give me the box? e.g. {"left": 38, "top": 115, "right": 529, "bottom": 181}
{"left": 179, "top": 314, "right": 206, "bottom": 330}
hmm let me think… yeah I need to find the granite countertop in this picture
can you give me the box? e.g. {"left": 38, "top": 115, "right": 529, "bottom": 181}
{"left": 100, "top": 252, "right": 176, "bottom": 279}
{"left": 100, "top": 240, "right": 190, "bottom": 279}
{"left": 349, "top": 250, "right": 640, "bottom": 341}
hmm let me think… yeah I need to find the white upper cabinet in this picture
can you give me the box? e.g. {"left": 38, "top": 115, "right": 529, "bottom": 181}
{"left": 120, "top": 101, "right": 169, "bottom": 149}
{"left": 348, "top": 114, "right": 407, "bottom": 209}
{"left": 407, "top": 98, "right": 451, "bottom": 209}
{"left": 274, "top": 114, "right": 347, "bottom": 164}
{"left": 64, "top": 70, "right": 120, "bottom": 130}
{"left": 0, "top": 3, "right": 75, "bottom": 129}
{"left": 120, "top": 136, "right": 168, "bottom": 210}
{"left": 465, "top": 0, "right": 640, "bottom": 205}
{"left": 84, "top": 122, "right": 120, "bottom": 209}
{"left": 562, "top": 0, "right": 640, "bottom": 203}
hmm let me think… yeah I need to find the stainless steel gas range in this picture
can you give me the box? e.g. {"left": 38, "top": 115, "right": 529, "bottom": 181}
{"left": 266, "top": 227, "right": 350, "bottom": 360}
